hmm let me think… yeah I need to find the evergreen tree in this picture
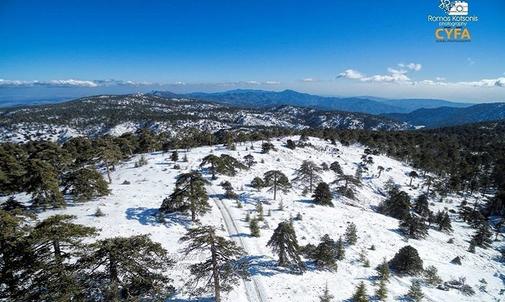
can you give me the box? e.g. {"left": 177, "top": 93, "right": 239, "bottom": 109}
{"left": 261, "top": 142, "right": 276, "bottom": 154}
{"left": 263, "top": 170, "right": 291, "bottom": 200}
{"left": 250, "top": 218, "right": 260, "bottom": 237}
{"left": 352, "top": 281, "right": 368, "bottom": 302}
{"left": 171, "top": 150, "right": 179, "bottom": 162}
{"left": 409, "top": 171, "right": 419, "bottom": 187}
{"left": 399, "top": 214, "right": 428, "bottom": 239}
{"left": 335, "top": 236, "right": 345, "bottom": 260}
{"left": 200, "top": 154, "right": 220, "bottom": 179}
{"left": 435, "top": 210, "right": 453, "bottom": 233}
{"left": 423, "top": 265, "right": 442, "bottom": 286}
{"left": 286, "top": 139, "right": 296, "bottom": 150}
{"left": 330, "top": 161, "right": 343, "bottom": 175}
{"left": 243, "top": 154, "right": 256, "bottom": 168}
{"left": 63, "top": 167, "right": 109, "bottom": 202}
{"left": 407, "top": 279, "right": 424, "bottom": 302}
{"left": 293, "top": 160, "right": 322, "bottom": 192}
{"left": 267, "top": 221, "right": 305, "bottom": 272}
{"left": 471, "top": 223, "right": 493, "bottom": 248}
{"left": 376, "top": 279, "right": 388, "bottom": 301}
{"left": 221, "top": 181, "right": 238, "bottom": 199}
{"left": 201, "top": 154, "right": 246, "bottom": 179}
{"left": 376, "top": 258, "right": 390, "bottom": 281}
{"left": 26, "top": 159, "right": 65, "bottom": 208}
{"left": 389, "top": 245, "right": 423, "bottom": 275}
{"left": 319, "top": 283, "right": 334, "bottom": 302}
{"left": 29, "top": 215, "right": 97, "bottom": 301}
{"left": 250, "top": 176, "right": 265, "bottom": 191}
{"left": 160, "top": 171, "right": 210, "bottom": 221}
{"left": 256, "top": 202, "right": 264, "bottom": 221}
{"left": 379, "top": 188, "right": 411, "bottom": 220}
{"left": 180, "top": 226, "right": 248, "bottom": 302}
{"left": 96, "top": 138, "right": 122, "bottom": 184}
{"left": 0, "top": 144, "right": 27, "bottom": 194}
{"left": 312, "top": 234, "right": 338, "bottom": 271}
{"left": 79, "top": 235, "right": 174, "bottom": 301}
{"left": 345, "top": 222, "right": 358, "bottom": 245}
{"left": 377, "top": 166, "right": 385, "bottom": 178}
{"left": 312, "top": 182, "right": 333, "bottom": 207}
{"left": 413, "top": 194, "right": 430, "bottom": 218}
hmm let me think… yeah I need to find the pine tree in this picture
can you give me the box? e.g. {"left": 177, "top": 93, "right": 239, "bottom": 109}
{"left": 376, "top": 258, "right": 390, "bottom": 281}
{"left": 389, "top": 245, "right": 423, "bottom": 275}
{"left": 376, "top": 279, "right": 388, "bottom": 301}
{"left": 312, "top": 182, "right": 333, "bottom": 207}
{"left": 293, "top": 160, "right": 322, "bottom": 192}
{"left": 399, "top": 214, "right": 428, "bottom": 239}
{"left": 200, "top": 154, "right": 220, "bottom": 179}
{"left": 345, "top": 222, "right": 358, "bottom": 245}
{"left": 423, "top": 265, "right": 442, "bottom": 286}
{"left": 286, "top": 139, "right": 297, "bottom": 150}
{"left": 201, "top": 154, "right": 246, "bottom": 178}
{"left": 409, "top": 171, "right": 419, "bottom": 187}
{"left": 352, "top": 281, "right": 368, "bottom": 302}
{"left": 96, "top": 138, "right": 122, "bottom": 184}
{"left": 330, "top": 161, "right": 343, "bottom": 175}
{"left": 63, "top": 167, "right": 109, "bottom": 202}
{"left": 250, "top": 177, "right": 265, "bottom": 191}
{"left": 377, "top": 166, "right": 385, "bottom": 178}
{"left": 29, "top": 215, "right": 97, "bottom": 300}
{"left": 261, "top": 142, "right": 276, "bottom": 154}
{"left": 335, "top": 236, "right": 345, "bottom": 260}
{"left": 471, "top": 223, "right": 493, "bottom": 248}
{"left": 79, "top": 235, "right": 174, "bottom": 301}
{"left": 267, "top": 221, "right": 305, "bottom": 272}
{"left": 407, "top": 279, "right": 424, "bottom": 302}
{"left": 250, "top": 218, "right": 260, "bottom": 237}
{"left": 319, "top": 283, "right": 334, "bottom": 302}
{"left": 160, "top": 171, "right": 210, "bottom": 221}
{"left": 171, "top": 150, "right": 179, "bottom": 162}
{"left": 180, "top": 226, "right": 248, "bottom": 302}
{"left": 264, "top": 170, "right": 291, "bottom": 200}
{"left": 256, "top": 202, "right": 264, "bottom": 221}
{"left": 221, "top": 181, "right": 238, "bottom": 199}
{"left": 243, "top": 154, "right": 256, "bottom": 168}
{"left": 413, "top": 194, "right": 430, "bottom": 218}
{"left": 26, "top": 159, "right": 65, "bottom": 209}
{"left": 435, "top": 210, "right": 453, "bottom": 233}
{"left": 379, "top": 188, "right": 411, "bottom": 220}
{"left": 245, "top": 213, "right": 250, "bottom": 222}
{"left": 312, "top": 234, "right": 338, "bottom": 271}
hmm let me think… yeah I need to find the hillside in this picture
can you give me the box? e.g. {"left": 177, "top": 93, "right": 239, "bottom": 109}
{"left": 385, "top": 103, "right": 505, "bottom": 128}
{"left": 0, "top": 94, "right": 412, "bottom": 143}
{"left": 153, "top": 89, "right": 474, "bottom": 115}
{"left": 10, "top": 137, "right": 504, "bottom": 301}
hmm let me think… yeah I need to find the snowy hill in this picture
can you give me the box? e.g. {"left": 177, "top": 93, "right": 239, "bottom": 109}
{"left": 21, "top": 136, "right": 504, "bottom": 301}
{"left": 0, "top": 94, "right": 412, "bottom": 143}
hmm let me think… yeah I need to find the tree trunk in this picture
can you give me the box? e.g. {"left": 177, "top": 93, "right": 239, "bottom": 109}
{"left": 106, "top": 162, "right": 112, "bottom": 184}
{"left": 409, "top": 177, "right": 413, "bottom": 187}
{"left": 109, "top": 252, "right": 119, "bottom": 301}
{"left": 53, "top": 240, "right": 63, "bottom": 270}
{"left": 273, "top": 174, "right": 277, "bottom": 200}
{"left": 210, "top": 234, "right": 221, "bottom": 302}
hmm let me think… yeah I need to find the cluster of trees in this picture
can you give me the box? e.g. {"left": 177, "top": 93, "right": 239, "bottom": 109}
{"left": 0, "top": 208, "right": 175, "bottom": 301}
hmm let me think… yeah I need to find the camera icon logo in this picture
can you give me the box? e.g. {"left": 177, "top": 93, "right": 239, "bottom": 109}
{"left": 449, "top": 1, "right": 469, "bottom": 15}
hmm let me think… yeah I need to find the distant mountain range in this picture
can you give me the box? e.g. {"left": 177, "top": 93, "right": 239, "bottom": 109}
{"left": 152, "top": 89, "right": 473, "bottom": 114}
{"left": 384, "top": 103, "right": 505, "bottom": 128}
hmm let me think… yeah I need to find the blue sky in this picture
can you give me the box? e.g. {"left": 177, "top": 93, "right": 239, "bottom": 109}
{"left": 1, "top": 0, "right": 504, "bottom": 102}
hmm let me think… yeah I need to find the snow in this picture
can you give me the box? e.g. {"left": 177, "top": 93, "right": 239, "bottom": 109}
{"left": 20, "top": 137, "right": 504, "bottom": 301}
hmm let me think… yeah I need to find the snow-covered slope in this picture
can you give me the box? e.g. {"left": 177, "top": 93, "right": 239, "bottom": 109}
{"left": 29, "top": 137, "right": 503, "bottom": 301}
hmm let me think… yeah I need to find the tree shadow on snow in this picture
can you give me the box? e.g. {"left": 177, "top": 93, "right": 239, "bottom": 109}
{"left": 125, "top": 207, "right": 192, "bottom": 228}
{"left": 245, "top": 255, "right": 298, "bottom": 277}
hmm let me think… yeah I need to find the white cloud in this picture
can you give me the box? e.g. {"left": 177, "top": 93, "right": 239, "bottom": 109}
{"left": 338, "top": 66, "right": 411, "bottom": 84}
{"left": 302, "top": 78, "right": 316, "bottom": 82}
{"left": 264, "top": 81, "right": 281, "bottom": 85}
{"left": 0, "top": 79, "right": 154, "bottom": 88}
{"left": 337, "top": 69, "right": 364, "bottom": 80}
{"left": 399, "top": 63, "right": 422, "bottom": 71}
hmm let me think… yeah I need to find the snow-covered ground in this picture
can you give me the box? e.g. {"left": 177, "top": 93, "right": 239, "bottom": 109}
{"left": 31, "top": 137, "right": 504, "bottom": 301}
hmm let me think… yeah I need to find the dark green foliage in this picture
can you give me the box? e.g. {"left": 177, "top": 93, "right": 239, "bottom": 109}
{"left": 293, "top": 160, "right": 322, "bottom": 192}
{"left": 399, "top": 214, "right": 428, "bottom": 239}
{"left": 171, "top": 150, "right": 179, "bottom": 161}
{"left": 26, "top": 159, "right": 65, "bottom": 209}
{"left": 376, "top": 258, "right": 390, "bottom": 281}
{"left": 256, "top": 202, "right": 264, "bottom": 221}
{"left": 263, "top": 170, "right": 291, "bottom": 200}
{"left": 267, "top": 221, "right": 305, "bottom": 272}
{"left": 0, "top": 144, "right": 28, "bottom": 194}
{"left": 345, "top": 222, "right": 358, "bottom": 245}
{"left": 407, "top": 279, "right": 424, "bottom": 302}
{"left": 413, "top": 194, "right": 430, "bottom": 218}
{"left": 352, "top": 281, "right": 368, "bottom": 302}
{"left": 409, "top": 171, "right": 419, "bottom": 186}
{"left": 423, "top": 265, "right": 442, "bottom": 286}
{"left": 312, "top": 182, "right": 333, "bottom": 206}
{"left": 160, "top": 171, "right": 210, "bottom": 221}
{"left": 471, "top": 223, "right": 493, "bottom": 248}
{"left": 329, "top": 161, "right": 343, "bottom": 175}
{"left": 63, "top": 167, "right": 109, "bottom": 202}
{"left": 319, "top": 283, "right": 334, "bottom": 302}
{"left": 250, "top": 176, "right": 265, "bottom": 191}
{"left": 250, "top": 218, "right": 260, "bottom": 237}
{"left": 379, "top": 188, "right": 411, "bottom": 220}
{"left": 221, "top": 181, "right": 238, "bottom": 200}
{"left": 261, "top": 142, "right": 276, "bottom": 154}
{"left": 335, "top": 237, "right": 345, "bottom": 260}
{"left": 434, "top": 210, "right": 453, "bottom": 233}
{"left": 134, "top": 155, "right": 148, "bottom": 167}
{"left": 483, "top": 190, "right": 505, "bottom": 218}
{"left": 376, "top": 279, "right": 388, "bottom": 301}
{"left": 96, "top": 137, "right": 122, "bottom": 184}
{"left": 79, "top": 235, "right": 174, "bottom": 301}
{"left": 286, "top": 139, "right": 296, "bottom": 150}
{"left": 200, "top": 154, "right": 246, "bottom": 179}
{"left": 180, "top": 226, "right": 247, "bottom": 302}
{"left": 389, "top": 245, "right": 423, "bottom": 275}
{"left": 310, "top": 234, "right": 338, "bottom": 271}
{"left": 243, "top": 154, "right": 256, "bottom": 168}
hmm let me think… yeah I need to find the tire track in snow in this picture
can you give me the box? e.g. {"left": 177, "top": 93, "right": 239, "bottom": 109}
{"left": 211, "top": 187, "right": 268, "bottom": 302}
